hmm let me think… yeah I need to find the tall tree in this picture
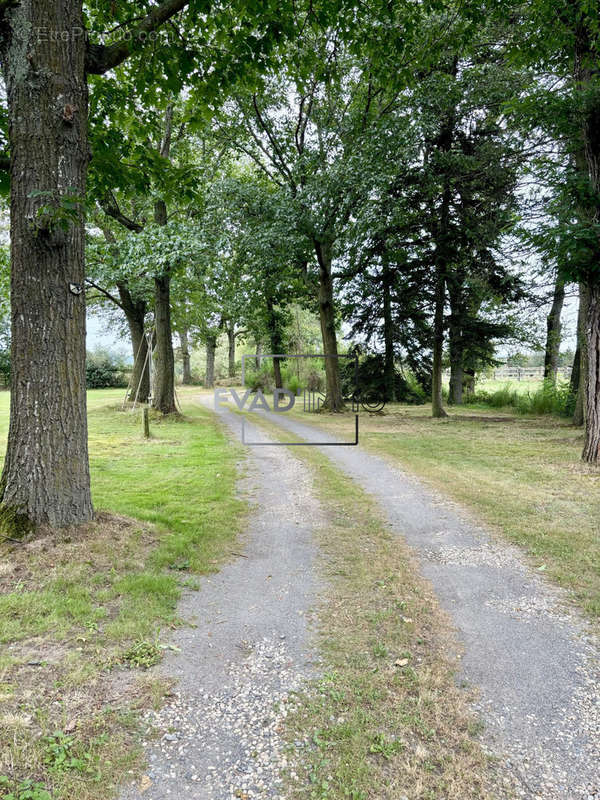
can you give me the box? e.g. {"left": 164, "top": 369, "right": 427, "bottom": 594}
{"left": 507, "top": 0, "right": 600, "bottom": 460}
{"left": 0, "top": 0, "right": 297, "bottom": 528}
{"left": 213, "top": 31, "right": 403, "bottom": 409}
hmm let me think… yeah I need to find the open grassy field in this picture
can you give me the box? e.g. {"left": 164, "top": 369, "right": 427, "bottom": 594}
{"left": 283, "top": 401, "right": 600, "bottom": 621}
{"left": 466, "top": 377, "right": 546, "bottom": 395}
{"left": 0, "top": 388, "right": 244, "bottom": 800}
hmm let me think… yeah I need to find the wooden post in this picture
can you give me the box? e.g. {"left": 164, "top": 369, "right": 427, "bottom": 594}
{"left": 143, "top": 407, "right": 150, "bottom": 438}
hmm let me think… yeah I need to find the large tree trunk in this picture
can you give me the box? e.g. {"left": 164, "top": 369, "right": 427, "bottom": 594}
{"left": 227, "top": 324, "right": 236, "bottom": 378}
{"left": 150, "top": 116, "right": 176, "bottom": 414}
{"left": 0, "top": 0, "right": 93, "bottom": 530}
{"left": 382, "top": 258, "right": 396, "bottom": 402}
{"left": 118, "top": 284, "right": 149, "bottom": 403}
{"left": 448, "top": 343, "right": 464, "bottom": 405}
{"left": 255, "top": 340, "right": 262, "bottom": 370}
{"left": 431, "top": 262, "right": 448, "bottom": 418}
{"left": 573, "top": 285, "right": 588, "bottom": 427}
{"left": 463, "top": 368, "right": 476, "bottom": 400}
{"left": 446, "top": 268, "right": 465, "bottom": 406}
{"left": 582, "top": 283, "right": 600, "bottom": 462}
{"left": 152, "top": 275, "right": 177, "bottom": 414}
{"left": 180, "top": 327, "right": 192, "bottom": 385}
{"left": 314, "top": 240, "right": 344, "bottom": 410}
{"left": 204, "top": 336, "right": 217, "bottom": 388}
{"left": 265, "top": 298, "right": 283, "bottom": 389}
{"left": 575, "top": 25, "right": 600, "bottom": 461}
{"left": 429, "top": 73, "right": 456, "bottom": 420}
{"left": 447, "top": 296, "right": 464, "bottom": 405}
{"left": 544, "top": 275, "right": 566, "bottom": 383}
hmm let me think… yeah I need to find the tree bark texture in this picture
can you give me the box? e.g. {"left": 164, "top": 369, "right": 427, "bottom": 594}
{"left": 574, "top": 24, "right": 600, "bottom": 461}
{"left": 0, "top": 0, "right": 93, "bottom": 528}
{"left": 314, "top": 240, "right": 344, "bottom": 410}
{"left": 382, "top": 259, "right": 396, "bottom": 402}
{"left": 431, "top": 261, "right": 448, "bottom": 418}
{"left": 152, "top": 275, "right": 177, "bottom": 414}
{"left": 265, "top": 298, "right": 283, "bottom": 389}
{"left": 573, "top": 285, "right": 588, "bottom": 427}
{"left": 119, "top": 284, "right": 149, "bottom": 403}
{"left": 543, "top": 275, "right": 566, "bottom": 383}
{"left": 429, "top": 73, "right": 456, "bottom": 419}
{"left": 255, "top": 340, "right": 262, "bottom": 370}
{"left": 180, "top": 327, "right": 192, "bottom": 385}
{"left": 204, "top": 336, "right": 216, "bottom": 388}
{"left": 583, "top": 282, "right": 600, "bottom": 461}
{"left": 227, "top": 324, "right": 236, "bottom": 378}
{"left": 150, "top": 130, "right": 176, "bottom": 412}
{"left": 446, "top": 264, "right": 466, "bottom": 406}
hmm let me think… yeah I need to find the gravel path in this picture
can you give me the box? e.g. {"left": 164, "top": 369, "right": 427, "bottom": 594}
{"left": 254, "top": 408, "right": 600, "bottom": 800}
{"left": 119, "top": 403, "right": 323, "bottom": 800}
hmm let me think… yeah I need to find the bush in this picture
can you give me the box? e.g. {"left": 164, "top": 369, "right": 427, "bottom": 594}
{"left": 245, "top": 367, "right": 275, "bottom": 393}
{"left": 286, "top": 375, "right": 301, "bottom": 395}
{"left": 340, "top": 355, "right": 426, "bottom": 404}
{"left": 86, "top": 350, "right": 128, "bottom": 389}
{"left": 515, "top": 381, "right": 574, "bottom": 417}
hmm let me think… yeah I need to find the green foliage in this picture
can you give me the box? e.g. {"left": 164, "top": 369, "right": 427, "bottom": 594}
{"left": 86, "top": 350, "right": 128, "bottom": 389}
{"left": 466, "top": 380, "right": 575, "bottom": 417}
{"left": 0, "top": 777, "right": 52, "bottom": 800}
{"left": 42, "top": 731, "right": 94, "bottom": 775}
{"left": 368, "top": 732, "right": 404, "bottom": 760}
{"left": 245, "top": 367, "right": 276, "bottom": 393}
{"left": 340, "top": 355, "right": 426, "bottom": 404}
{"left": 120, "top": 639, "right": 162, "bottom": 670}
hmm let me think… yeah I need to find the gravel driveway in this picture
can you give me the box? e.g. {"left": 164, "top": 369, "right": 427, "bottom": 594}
{"left": 254, "top": 407, "right": 600, "bottom": 800}
{"left": 119, "top": 402, "right": 323, "bottom": 800}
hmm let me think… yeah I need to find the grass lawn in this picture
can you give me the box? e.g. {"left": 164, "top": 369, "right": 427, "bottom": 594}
{"left": 0, "top": 388, "right": 244, "bottom": 800}
{"left": 284, "top": 401, "right": 600, "bottom": 621}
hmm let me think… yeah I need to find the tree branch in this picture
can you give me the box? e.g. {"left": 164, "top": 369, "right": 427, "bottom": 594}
{"left": 251, "top": 94, "right": 296, "bottom": 188}
{"left": 85, "top": 278, "right": 125, "bottom": 310}
{"left": 86, "top": 0, "right": 190, "bottom": 75}
{"left": 101, "top": 193, "right": 144, "bottom": 233}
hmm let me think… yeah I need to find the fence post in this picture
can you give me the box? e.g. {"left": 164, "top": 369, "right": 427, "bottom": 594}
{"left": 143, "top": 407, "right": 150, "bottom": 438}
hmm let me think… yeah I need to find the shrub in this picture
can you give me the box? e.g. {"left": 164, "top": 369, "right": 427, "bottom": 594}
{"left": 286, "top": 375, "right": 302, "bottom": 395}
{"left": 86, "top": 350, "right": 128, "bottom": 389}
{"left": 466, "top": 380, "right": 574, "bottom": 417}
{"left": 515, "top": 380, "right": 574, "bottom": 417}
{"left": 245, "top": 367, "right": 275, "bottom": 393}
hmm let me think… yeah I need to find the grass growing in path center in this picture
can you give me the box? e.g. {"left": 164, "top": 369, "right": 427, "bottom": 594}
{"left": 247, "top": 411, "right": 513, "bottom": 799}
{"left": 0, "top": 390, "right": 244, "bottom": 800}
{"left": 284, "top": 402, "right": 600, "bottom": 623}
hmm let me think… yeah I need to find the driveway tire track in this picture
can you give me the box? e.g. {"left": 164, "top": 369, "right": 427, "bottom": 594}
{"left": 253, "top": 407, "right": 599, "bottom": 800}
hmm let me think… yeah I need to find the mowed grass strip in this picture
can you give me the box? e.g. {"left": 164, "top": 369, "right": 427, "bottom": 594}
{"left": 0, "top": 389, "right": 244, "bottom": 800}
{"left": 247, "top": 413, "right": 510, "bottom": 800}
{"left": 286, "top": 402, "right": 600, "bottom": 621}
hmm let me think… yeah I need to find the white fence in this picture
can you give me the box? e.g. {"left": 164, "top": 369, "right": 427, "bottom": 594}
{"left": 490, "top": 366, "right": 572, "bottom": 381}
